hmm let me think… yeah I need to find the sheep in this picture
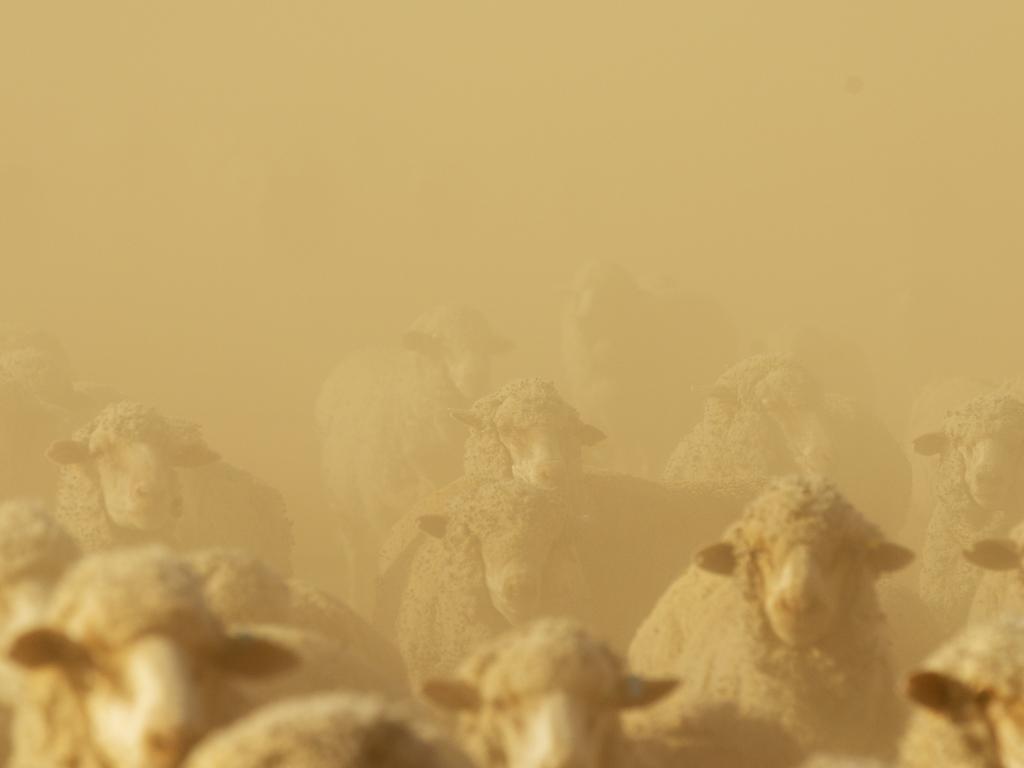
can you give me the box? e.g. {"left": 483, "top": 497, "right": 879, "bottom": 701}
{"left": 315, "top": 304, "right": 513, "bottom": 611}
{"left": 904, "top": 377, "right": 994, "bottom": 548}
{"left": 560, "top": 261, "right": 736, "bottom": 477}
{"left": 912, "top": 391, "right": 1024, "bottom": 632}
{"left": 376, "top": 479, "right": 590, "bottom": 683}
{"left": 5, "top": 545, "right": 300, "bottom": 768}
{"left": 664, "top": 353, "right": 911, "bottom": 537}
{"left": 46, "top": 401, "right": 294, "bottom": 573}
{"left": 628, "top": 474, "right": 915, "bottom": 768}
{"left": 186, "top": 548, "right": 408, "bottom": 695}
{"left": 422, "top": 618, "right": 678, "bottom": 768}
{"left": 898, "top": 615, "right": 1024, "bottom": 768}
{"left": 183, "top": 692, "right": 472, "bottom": 768}
{"left": 389, "top": 376, "right": 756, "bottom": 651}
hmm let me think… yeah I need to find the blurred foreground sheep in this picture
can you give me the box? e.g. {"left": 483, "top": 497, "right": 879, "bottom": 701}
{"left": 561, "top": 261, "right": 736, "bottom": 476}
{"left": 630, "top": 474, "right": 914, "bottom": 767}
{"left": 184, "top": 693, "right": 472, "bottom": 768}
{"left": 423, "top": 618, "right": 677, "bottom": 768}
{"left": 316, "top": 304, "right": 513, "bottom": 611}
{"left": 47, "top": 401, "right": 293, "bottom": 573}
{"left": 899, "top": 615, "right": 1024, "bottom": 767}
{"left": 5, "top": 546, "right": 299, "bottom": 768}
{"left": 665, "top": 353, "right": 911, "bottom": 536}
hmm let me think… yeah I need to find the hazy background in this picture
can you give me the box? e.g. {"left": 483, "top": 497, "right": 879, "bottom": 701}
{"left": 2, "top": 0, "right": 1023, "bottom": 586}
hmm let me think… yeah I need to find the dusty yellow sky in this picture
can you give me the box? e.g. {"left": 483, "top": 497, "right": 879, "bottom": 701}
{"left": 2, "top": 1, "right": 1022, "bottom": 582}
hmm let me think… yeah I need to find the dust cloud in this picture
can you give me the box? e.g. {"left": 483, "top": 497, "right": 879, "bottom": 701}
{"left": 2, "top": 0, "right": 1023, "bottom": 592}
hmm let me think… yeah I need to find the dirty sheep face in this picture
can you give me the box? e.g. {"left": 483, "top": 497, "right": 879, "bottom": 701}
{"left": 403, "top": 306, "right": 514, "bottom": 400}
{"left": 697, "top": 477, "right": 914, "bottom": 647}
{"left": 914, "top": 399, "right": 1024, "bottom": 513}
{"left": 455, "top": 381, "right": 605, "bottom": 490}
{"left": 419, "top": 486, "right": 578, "bottom": 625}
{"left": 11, "top": 626, "right": 296, "bottom": 768}
{"left": 906, "top": 620, "right": 1024, "bottom": 768}
{"left": 424, "top": 621, "right": 676, "bottom": 768}
{"left": 48, "top": 404, "right": 219, "bottom": 534}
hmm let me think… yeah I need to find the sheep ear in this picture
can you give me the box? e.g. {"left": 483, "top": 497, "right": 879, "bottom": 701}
{"left": 489, "top": 336, "right": 516, "bottom": 356}
{"left": 450, "top": 409, "right": 483, "bottom": 430}
{"left": 46, "top": 440, "right": 91, "bottom": 465}
{"left": 964, "top": 539, "right": 1021, "bottom": 572}
{"left": 578, "top": 423, "right": 607, "bottom": 446}
{"left": 170, "top": 444, "right": 220, "bottom": 468}
{"left": 868, "top": 542, "right": 915, "bottom": 574}
{"left": 695, "top": 542, "right": 738, "bottom": 575}
{"left": 615, "top": 675, "right": 678, "bottom": 709}
{"left": 402, "top": 330, "right": 442, "bottom": 358}
{"left": 418, "top": 515, "right": 448, "bottom": 539}
{"left": 214, "top": 633, "right": 299, "bottom": 679}
{"left": 421, "top": 679, "right": 481, "bottom": 711}
{"left": 8, "top": 627, "right": 89, "bottom": 670}
{"left": 905, "top": 671, "right": 977, "bottom": 717}
{"left": 912, "top": 432, "right": 947, "bottom": 456}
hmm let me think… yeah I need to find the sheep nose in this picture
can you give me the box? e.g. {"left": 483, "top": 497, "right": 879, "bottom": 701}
{"left": 778, "top": 592, "right": 822, "bottom": 616}
{"left": 134, "top": 482, "right": 156, "bottom": 500}
{"left": 534, "top": 461, "right": 567, "bottom": 486}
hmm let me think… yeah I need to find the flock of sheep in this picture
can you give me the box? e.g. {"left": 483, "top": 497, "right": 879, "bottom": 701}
{"left": 1, "top": 262, "right": 1023, "bottom": 768}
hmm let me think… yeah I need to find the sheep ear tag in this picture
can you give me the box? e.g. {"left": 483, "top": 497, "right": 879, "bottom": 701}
{"left": 868, "top": 542, "right": 915, "bottom": 574}
{"left": 616, "top": 676, "right": 679, "bottom": 709}
{"left": 46, "top": 439, "right": 91, "bottom": 465}
{"left": 905, "top": 671, "right": 976, "bottom": 718}
{"left": 8, "top": 628, "right": 88, "bottom": 670}
{"left": 695, "top": 542, "right": 737, "bottom": 575}
{"left": 421, "top": 679, "right": 481, "bottom": 711}
{"left": 964, "top": 539, "right": 1021, "bottom": 572}
{"left": 912, "top": 432, "right": 947, "bottom": 456}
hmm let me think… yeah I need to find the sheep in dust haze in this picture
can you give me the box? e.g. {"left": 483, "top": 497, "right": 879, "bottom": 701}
{"left": 377, "top": 478, "right": 589, "bottom": 683}
{"left": 665, "top": 353, "right": 911, "bottom": 537}
{"left": 47, "top": 400, "right": 294, "bottom": 573}
{"left": 912, "top": 391, "right": 1024, "bottom": 631}
{"left": 629, "top": 474, "right": 915, "bottom": 768}
{"left": 422, "top": 618, "right": 678, "bottom": 768}
{"left": 315, "top": 304, "right": 513, "bottom": 611}
{"left": 378, "top": 376, "right": 756, "bottom": 652}
{"left": 187, "top": 548, "right": 408, "bottom": 696}
{"left": 183, "top": 692, "right": 472, "bottom": 768}
{"left": 5, "top": 545, "right": 300, "bottom": 768}
{"left": 897, "top": 615, "right": 1024, "bottom": 768}
{"left": 561, "top": 261, "right": 736, "bottom": 476}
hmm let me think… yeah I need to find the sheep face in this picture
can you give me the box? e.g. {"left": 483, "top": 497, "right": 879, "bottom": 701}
{"left": 907, "top": 670, "right": 1024, "bottom": 768}
{"left": 93, "top": 440, "right": 183, "bottom": 533}
{"left": 425, "top": 672, "right": 675, "bottom": 768}
{"left": 9, "top": 625, "right": 297, "bottom": 768}
{"left": 492, "top": 411, "right": 604, "bottom": 491}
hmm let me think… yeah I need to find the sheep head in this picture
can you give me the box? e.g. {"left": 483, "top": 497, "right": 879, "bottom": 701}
{"left": 696, "top": 474, "right": 913, "bottom": 648}
{"left": 402, "top": 305, "right": 514, "bottom": 400}
{"left": 913, "top": 393, "right": 1024, "bottom": 513}
{"left": 905, "top": 617, "right": 1024, "bottom": 768}
{"left": 707, "top": 354, "right": 835, "bottom": 475}
{"left": 47, "top": 402, "right": 219, "bottom": 535}
{"left": 8, "top": 546, "right": 297, "bottom": 768}
{"left": 418, "top": 482, "right": 583, "bottom": 626}
{"left": 453, "top": 379, "right": 605, "bottom": 489}
{"left": 423, "top": 619, "right": 676, "bottom": 768}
